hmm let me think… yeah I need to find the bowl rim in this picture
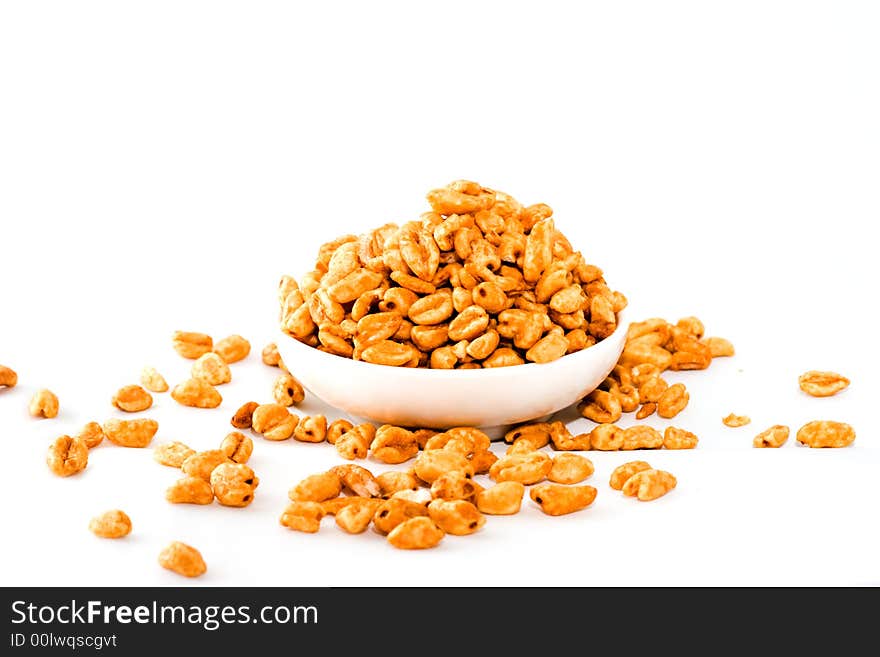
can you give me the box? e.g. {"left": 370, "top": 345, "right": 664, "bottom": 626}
{"left": 278, "top": 308, "right": 629, "bottom": 380}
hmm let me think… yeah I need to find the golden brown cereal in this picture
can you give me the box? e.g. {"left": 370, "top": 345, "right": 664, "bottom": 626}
{"left": 391, "top": 488, "right": 433, "bottom": 505}
{"left": 220, "top": 431, "right": 253, "bottom": 464}
{"left": 210, "top": 463, "right": 259, "bottom": 507}
{"left": 289, "top": 472, "right": 343, "bottom": 502}
{"left": 530, "top": 484, "right": 597, "bottom": 516}
{"left": 262, "top": 343, "right": 282, "bottom": 368}
{"left": 229, "top": 401, "right": 258, "bottom": 430}
{"left": 657, "top": 383, "right": 689, "bottom": 419}
{"left": 798, "top": 371, "right": 850, "bottom": 398}
{"left": 636, "top": 403, "right": 657, "bottom": 420}
{"left": 489, "top": 452, "right": 552, "bottom": 485}
{"left": 76, "top": 421, "right": 105, "bottom": 449}
{"left": 191, "top": 352, "right": 231, "bottom": 386}
{"left": 471, "top": 449, "right": 498, "bottom": 475}
{"left": 548, "top": 422, "right": 592, "bottom": 452}
{"left": 326, "top": 419, "right": 354, "bottom": 445}
{"left": 336, "top": 499, "right": 381, "bottom": 534}
{"left": 376, "top": 471, "right": 420, "bottom": 498}
{"left": 331, "top": 464, "right": 381, "bottom": 497}
{"left": 153, "top": 441, "right": 196, "bottom": 467}
{"left": 172, "top": 331, "right": 213, "bottom": 359}
{"left": 293, "top": 415, "right": 328, "bottom": 443}
{"left": 663, "top": 426, "right": 699, "bottom": 450}
{"left": 103, "top": 418, "right": 158, "bottom": 448}
{"left": 320, "top": 497, "right": 364, "bottom": 515}
{"left": 370, "top": 425, "right": 418, "bottom": 464}
{"left": 621, "top": 469, "right": 677, "bottom": 501}
{"left": 638, "top": 376, "right": 668, "bottom": 403}
{"left": 504, "top": 422, "right": 553, "bottom": 447}
{"left": 112, "top": 384, "right": 153, "bottom": 412}
{"left": 159, "top": 541, "right": 207, "bottom": 577}
{"left": 548, "top": 453, "right": 595, "bottom": 484}
{"left": 427, "top": 499, "right": 485, "bottom": 535}
{"left": 29, "top": 389, "right": 59, "bottom": 419}
{"left": 373, "top": 498, "right": 430, "bottom": 534}
{"left": 590, "top": 423, "right": 624, "bottom": 451}
{"left": 412, "top": 428, "right": 439, "bottom": 450}
{"left": 609, "top": 460, "right": 652, "bottom": 490}
{"left": 214, "top": 335, "right": 251, "bottom": 363}
{"left": 430, "top": 470, "right": 482, "bottom": 502}
{"left": 181, "top": 450, "right": 230, "bottom": 481}
{"left": 475, "top": 482, "right": 525, "bottom": 515}
{"left": 280, "top": 501, "right": 325, "bottom": 533}
{"left": 387, "top": 516, "right": 444, "bottom": 550}
{"left": 171, "top": 378, "right": 222, "bottom": 408}
{"left": 335, "top": 423, "right": 375, "bottom": 459}
{"left": 0, "top": 365, "right": 17, "bottom": 388}
{"left": 47, "top": 435, "right": 88, "bottom": 477}
{"left": 166, "top": 476, "right": 214, "bottom": 505}
{"left": 722, "top": 413, "right": 751, "bottom": 428}
{"left": 578, "top": 389, "right": 622, "bottom": 424}
{"left": 140, "top": 367, "right": 169, "bottom": 393}
{"left": 89, "top": 510, "right": 132, "bottom": 538}
{"left": 414, "top": 449, "right": 473, "bottom": 484}
{"left": 796, "top": 421, "right": 855, "bottom": 448}
{"left": 753, "top": 425, "right": 791, "bottom": 448}
{"left": 702, "top": 337, "right": 735, "bottom": 357}
{"left": 251, "top": 403, "right": 298, "bottom": 441}
{"left": 273, "top": 373, "right": 305, "bottom": 407}
{"left": 621, "top": 425, "right": 664, "bottom": 450}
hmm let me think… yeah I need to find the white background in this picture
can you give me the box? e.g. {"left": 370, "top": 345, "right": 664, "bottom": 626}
{"left": 1, "top": 1, "right": 878, "bottom": 587}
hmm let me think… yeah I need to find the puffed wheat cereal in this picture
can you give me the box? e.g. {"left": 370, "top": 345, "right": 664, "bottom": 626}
{"left": 89, "top": 510, "right": 132, "bottom": 538}
{"left": 166, "top": 477, "right": 214, "bottom": 505}
{"left": 29, "top": 389, "right": 59, "bottom": 419}
{"left": 47, "top": 435, "right": 88, "bottom": 477}
{"left": 76, "top": 422, "right": 105, "bottom": 449}
{"left": 220, "top": 431, "right": 253, "bottom": 464}
{"left": 210, "top": 463, "right": 259, "bottom": 507}
{"left": 621, "top": 469, "right": 677, "bottom": 501}
{"left": 273, "top": 373, "right": 305, "bottom": 407}
{"left": 230, "top": 401, "right": 259, "bottom": 429}
{"left": 0, "top": 365, "right": 17, "bottom": 388}
{"left": 548, "top": 453, "right": 595, "bottom": 484}
{"left": 796, "top": 421, "right": 855, "bottom": 448}
{"left": 663, "top": 426, "right": 699, "bottom": 450}
{"left": 530, "top": 484, "right": 597, "bottom": 516}
{"left": 191, "top": 352, "right": 231, "bottom": 386}
{"left": 171, "top": 378, "right": 222, "bottom": 408}
{"left": 475, "top": 482, "right": 525, "bottom": 515}
{"left": 722, "top": 413, "right": 751, "bottom": 428}
{"left": 140, "top": 367, "right": 169, "bottom": 393}
{"left": 153, "top": 441, "right": 196, "bottom": 467}
{"left": 102, "top": 418, "right": 158, "bottom": 448}
{"left": 387, "top": 516, "right": 444, "bottom": 550}
{"left": 172, "top": 331, "right": 213, "bottom": 359}
{"left": 798, "top": 371, "right": 850, "bottom": 398}
{"left": 112, "top": 384, "right": 153, "bottom": 412}
{"left": 280, "top": 501, "right": 325, "bottom": 533}
{"left": 158, "top": 541, "right": 207, "bottom": 578}
{"left": 753, "top": 425, "right": 790, "bottom": 448}
{"left": 214, "top": 335, "right": 251, "bottom": 363}
{"left": 609, "top": 461, "right": 652, "bottom": 490}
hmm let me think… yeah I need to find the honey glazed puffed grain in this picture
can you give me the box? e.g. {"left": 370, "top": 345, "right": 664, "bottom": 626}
{"left": 278, "top": 180, "right": 627, "bottom": 368}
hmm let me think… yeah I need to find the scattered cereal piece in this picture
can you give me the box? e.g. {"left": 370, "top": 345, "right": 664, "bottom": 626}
{"left": 0, "top": 365, "right": 18, "bottom": 388}
{"left": 230, "top": 401, "right": 259, "bottom": 429}
{"left": 220, "top": 431, "right": 253, "bottom": 464}
{"left": 112, "top": 384, "right": 153, "bottom": 412}
{"left": 210, "top": 463, "right": 259, "bottom": 507}
{"left": 166, "top": 477, "right": 214, "bottom": 505}
{"left": 261, "top": 342, "right": 282, "bottom": 367}
{"left": 171, "top": 378, "right": 222, "bottom": 408}
{"left": 46, "top": 435, "right": 88, "bottom": 477}
{"left": 89, "top": 510, "right": 132, "bottom": 538}
{"left": 191, "top": 353, "right": 231, "bottom": 386}
{"left": 172, "top": 331, "right": 213, "bottom": 359}
{"left": 621, "top": 469, "right": 677, "bottom": 501}
{"left": 796, "top": 421, "right": 855, "bottom": 448}
{"left": 722, "top": 413, "right": 751, "bottom": 428}
{"left": 214, "top": 335, "right": 251, "bottom": 363}
{"left": 530, "top": 484, "right": 597, "bottom": 515}
{"left": 609, "top": 461, "right": 653, "bottom": 490}
{"left": 140, "top": 367, "right": 169, "bottom": 393}
{"left": 753, "top": 425, "right": 790, "bottom": 448}
{"left": 663, "top": 426, "right": 699, "bottom": 450}
{"left": 279, "top": 501, "right": 324, "bottom": 533}
{"left": 102, "top": 418, "right": 158, "bottom": 448}
{"left": 153, "top": 441, "right": 196, "bottom": 467}
{"left": 76, "top": 421, "right": 105, "bottom": 449}
{"left": 475, "top": 482, "right": 525, "bottom": 515}
{"left": 387, "top": 516, "right": 444, "bottom": 550}
{"left": 798, "top": 371, "right": 850, "bottom": 398}
{"left": 29, "top": 389, "right": 59, "bottom": 419}
{"left": 158, "top": 541, "right": 207, "bottom": 577}
{"left": 548, "top": 453, "right": 595, "bottom": 484}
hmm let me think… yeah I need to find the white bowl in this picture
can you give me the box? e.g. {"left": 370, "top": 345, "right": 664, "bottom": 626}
{"left": 277, "top": 310, "right": 628, "bottom": 437}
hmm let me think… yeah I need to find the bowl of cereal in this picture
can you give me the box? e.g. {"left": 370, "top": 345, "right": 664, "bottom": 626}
{"left": 275, "top": 181, "right": 629, "bottom": 436}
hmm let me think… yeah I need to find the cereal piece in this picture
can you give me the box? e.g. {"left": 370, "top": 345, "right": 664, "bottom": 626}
{"left": 46, "top": 435, "right": 88, "bottom": 477}
{"left": 29, "top": 389, "right": 59, "bottom": 419}
{"left": 166, "top": 476, "right": 214, "bottom": 505}
{"left": 280, "top": 501, "right": 325, "bottom": 533}
{"left": 230, "top": 401, "right": 259, "bottom": 429}
{"left": 548, "top": 453, "right": 595, "bottom": 484}
{"left": 112, "top": 384, "right": 153, "bottom": 412}
{"left": 798, "top": 371, "right": 850, "bottom": 398}
{"left": 102, "top": 418, "right": 158, "bottom": 448}
{"left": 676, "top": 316, "right": 704, "bottom": 338}
{"left": 702, "top": 337, "right": 735, "bottom": 357}
{"left": 621, "top": 425, "right": 664, "bottom": 450}
{"left": 331, "top": 464, "right": 381, "bottom": 497}
{"left": 140, "top": 367, "right": 169, "bottom": 393}
{"left": 191, "top": 353, "right": 232, "bottom": 386}
{"left": 504, "top": 423, "right": 553, "bottom": 447}
{"left": 359, "top": 340, "right": 419, "bottom": 367}
{"left": 251, "top": 403, "right": 298, "bottom": 441}
{"left": 589, "top": 424, "right": 624, "bottom": 451}
{"left": 289, "top": 472, "right": 343, "bottom": 502}
{"left": 370, "top": 425, "right": 419, "bottom": 464}
{"left": 88, "top": 510, "right": 132, "bottom": 538}
{"left": 326, "top": 419, "right": 354, "bottom": 445}
{"left": 335, "top": 423, "right": 375, "bottom": 459}
{"left": 210, "top": 463, "right": 259, "bottom": 507}
{"left": 636, "top": 403, "right": 657, "bottom": 420}
{"left": 336, "top": 499, "right": 381, "bottom": 534}
{"left": 753, "top": 425, "right": 790, "bottom": 448}
{"left": 181, "top": 450, "right": 230, "bottom": 481}
{"left": 609, "top": 461, "right": 652, "bottom": 490}
{"left": 621, "top": 469, "right": 677, "bottom": 501}
{"left": 427, "top": 499, "right": 485, "bottom": 535}
{"left": 153, "top": 441, "right": 196, "bottom": 467}
{"left": 530, "top": 484, "right": 597, "bottom": 516}
{"left": 657, "top": 383, "right": 689, "bottom": 419}
{"left": 412, "top": 428, "right": 438, "bottom": 449}
{"left": 430, "top": 470, "right": 482, "bottom": 502}
{"left": 387, "top": 516, "right": 445, "bottom": 550}
{"left": 293, "top": 415, "right": 328, "bottom": 443}
{"left": 172, "top": 331, "right": 213, "bottom": 359}
{"left": 489, "top": 452, "right": 552, "bottom": 485}
{"left": 722, "top": 414, "right": 751, "bottom": 428}
{"left": 376, "top": 471, "right": 420, "bottom": 498}
{"left": 391, "top": 488, "right": 433, "bottom": 505}
{"left": 171, "top": 378, "right": 222, "bottom": 408}
{"left": 526, "top": 332, "right": 569, "bottom": 364}
{"left": 471, "top": 449, "right": 498, "bottom": 475}
{"left": 796, "top": 421, "right": 856, "bottom": 448}
{"left": 76, "top": 421, "right": 105, "bottom": 449}
{"left": 158, "top": 542, "right": 206, "bottom": 578}
{"left": 261, "top": 342, "right": 282, "bottom": 367}
{"left": 663, "top": 427, "right": 699, "bottom": 450}
{"left": 273, "top": 373, "right": 306, "bottom": 407}
{"left": 373, "top": 498, "right": 430, "bottom": 534}
{"left": 220, "top": 431, "right": 253, "bottom": 464}
{"left": 475, "top": 482, "right": 525, "bottom": 515}
{"left": 548, "top": 421, "right": 592, "bottom": 451}
{"left": 214, "top": 334, "right": 251, "bottom": 363}
{"left": 0, "top": 364, "right": 17, "bottom": 388}
{"left": 578, "top": 389, "right": 622, "bottom": 424}
{"left": 413, "top": 449, "right": 473, "bottom": 484}
{"left": 638, "top": 376, "right": 668, "bottom": 403}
